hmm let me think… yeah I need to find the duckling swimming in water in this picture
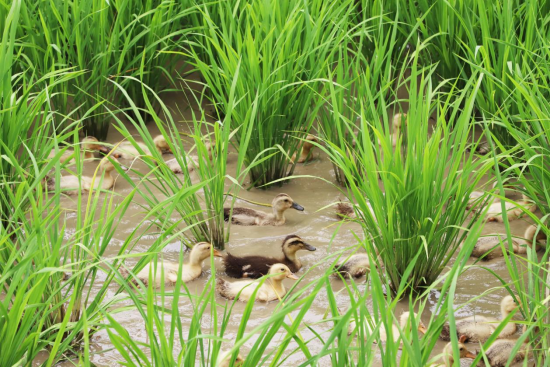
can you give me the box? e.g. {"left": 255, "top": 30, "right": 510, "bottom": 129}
{"left": 434, "top": 339, "right": 477, "bottom": 367}
{"left": 216, "top": 263, "right": 298, "bottom": 302}
{"left": 334, "top": 254, "right": 372, "bottom": 279}
{"left": 122, "top": 242, "right": 222, "bottom": 287}
{"left": 48, "top": 136, "right": 103, "bottom": 164}
{"left": 108, "top": 135, "right": 171, "bottom": 159}
{"left": 224, "top": 194, "right": 304, "bottom": 226}
{"left": 486, "top": 194, "right": 536, "bottom": 222}
{"left": 223, "top": 235, "right": 316, "bottom": 278}
{"left": 440, "top": 295, "right": 520, "bottom": 342}
{"left": 348, "top": 311, "right": 427, "bottom": 344}
{"left": 45, "top": 157, "right": 125, "bottom": 194}
{"left": 469, "top": 224, "right": 546, "bottom": 260}
{"left": 482, "top": 325, "right": 530, "bottom": 367}
{"left": 291, "top": 134, "right": 318, "bottom": 163}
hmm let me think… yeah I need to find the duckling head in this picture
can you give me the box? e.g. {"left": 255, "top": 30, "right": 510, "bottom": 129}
{"left": 525, "top": 224, "right": 547, "bottom": 244}
{"left": 393, "top": 113, "right": 408, "bottom": 130}
{"left": 443, "top": 342, "right": 477, "bottom": 360}
{"left": 399, "top": 312, "right": 427, "bottom": 334}
{"left": 268, "top": 264, "right": 299, "bottom": 281}
{"left": 218, "top": 350, "right": 244, "bottom": 367}
{"left": 302, "top": 134, "right": 318, "bottom": 150}
{"left": 153, "top": 135, "right": 172, "bottom": 154}
{"left": 501, "top": 295, "right": 520, "bottom": 314}
{"left": 189, "top": 242, "right": 222, "bottom": 265}
{"left": 282, "top": 235, "right": 316, "bottom": 257}
{"left": 272, "top": 194, "right": 304, "bottom": 214}
{"left": 82, "top": 136, "right": 101, "bottom": 151}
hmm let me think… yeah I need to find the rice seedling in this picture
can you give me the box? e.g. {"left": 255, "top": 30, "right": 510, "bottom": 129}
{"left": 317, "top": 63, "right": 492, "bottom": 293}
{"left": 187, "top": 0, "right": 358, "bottom": 187}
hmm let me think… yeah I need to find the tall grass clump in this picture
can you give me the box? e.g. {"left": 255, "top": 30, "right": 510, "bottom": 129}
{"left": 319, "top": 64, "right": 491, "bottom": 293}
{"left": 187, "top": 0, "right": 358, "bottom": 187}
{"left": 16, "top": 0, "right": 196, "bottom": 139}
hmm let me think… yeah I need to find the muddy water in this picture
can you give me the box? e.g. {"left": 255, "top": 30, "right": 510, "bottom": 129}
{"left": 45, "top": 91, "right": 538, "bottom": 366}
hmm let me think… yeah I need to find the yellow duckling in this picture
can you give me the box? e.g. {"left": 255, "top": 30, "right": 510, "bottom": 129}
{"left": 482, "top": 325, "right": 530, "bottom": 367}
{"left": 440, "top": 295, "right": 520, "bottom": 342}
{"left": 45, "top": 157, "right": 125, "bottom": 194}
{"left": 217, "top": 350, "right": 244, "bottom": 367}
{"left": 224, "top": 194, "right": 304, "bottom": 226}
{"left": 334, "top": 254, "right": 372, "bottom": 279}
{"left": 291, "top": 134, "right": 318, "bottom": 163}
{"left": 486, "top": 194, "right": 536, "bottom": 222}
{"left": 433, "top": 339, "right": 476, "bottom": 367}
{"left": 469, "top": 224, "right": 546, "bottom": 260}
{"left": 347, "top": 311, "right": 427, "bottom": 344}
{"left": 216, "top": 264, "right": 298, "bottom": 302}
{"left": 48, "top": 136, "right": 103, "bottom": 164}
{"left": 122, "top": 242, "right": 222, "bottom": 287}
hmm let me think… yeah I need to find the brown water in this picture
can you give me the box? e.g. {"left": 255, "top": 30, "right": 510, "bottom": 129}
{"left": 41, "top": 90, "right": 538, "bottom": 366}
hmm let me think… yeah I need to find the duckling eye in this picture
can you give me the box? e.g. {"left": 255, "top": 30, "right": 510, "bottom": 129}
{"left": 281, "top": 268, "right": 285, "bottom": 271}
{"left": 284, "top": 199, "right": 289, "bottom": 203}
{"left": 459, "top": 347, "right": 463, "bottom": 351}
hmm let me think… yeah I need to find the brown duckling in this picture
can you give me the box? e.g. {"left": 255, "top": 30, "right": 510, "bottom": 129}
{"left": 334, "top": 254, "right": 372, "bottom": 279}
{"left": 291, "top": 134, "right": 318, "bottom": 163}
{"left": 469, "top": 224, "right": 546, "bottom": 260}
{"left": 223, "top": 235, "right": 316, "bottom": 278}
{"left": 482, "top": 325, "right": 530, "bottom": 367}
{"left": 48, "top": 136, "right": 103, "bottom": 164}
{"left": 440, "top": 296, "right": 520, "bottom": 342}
{"left": 224, "top": 194, "right": 304, "bottom": 226}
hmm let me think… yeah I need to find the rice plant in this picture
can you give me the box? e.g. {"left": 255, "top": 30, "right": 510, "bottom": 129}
{"left": 318, "top": 64, "right": 492, "bottom": 293}
{"left": 187, "top": 0, "right": 358, "bottom": 187}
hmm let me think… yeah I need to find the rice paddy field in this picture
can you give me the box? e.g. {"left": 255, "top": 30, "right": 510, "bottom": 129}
{"left": 1, "top": 0, "right": 550, "bottom": 366}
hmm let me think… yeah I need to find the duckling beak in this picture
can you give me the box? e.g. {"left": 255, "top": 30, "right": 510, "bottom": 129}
{"left": 213, "top": 249, "right": 223, "bottom": 257}
{"left": 465, "top": 352, "right": 477, "bottom": 359}
{"left": 291, "top": 202, "right": 304, "bottom": 211}
{"left": 303, "top": 243, "right": 317, "bottom": 251}
{"left": 98, "top": 145, "right": 111, "bottom": 154}
{"left": 287, "top": 273, "right": 299, "bottom": 280}
{"left": 418, "top": 325, "right": 427, "bottom": 334}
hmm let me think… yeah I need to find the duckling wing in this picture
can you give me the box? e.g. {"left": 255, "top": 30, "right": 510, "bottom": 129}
{"left": 223, "top": 207, "right": 266, "bottom": 226}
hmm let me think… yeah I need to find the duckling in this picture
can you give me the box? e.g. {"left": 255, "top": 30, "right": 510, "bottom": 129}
{"left": 109, "top": 135, "right": 168, "bottom": 159}
{"left": 223, "top": 235, "right": 316, "bottom": 278}
{"left": 224, "top": 194, "right": 304, "bottom": 226}
{"left": 122, "top": 242, "right": 222, "bottom": 287}
{"left": 467, "top": 191, "right": 485, "bottom": 210}
{"left": 334, "top": 254, "right": 372, "bottom": 279}
{"left": 217, "top": 350, "right": 244, "bottom": 367}
{"left": 335, "top": 201, "right": 356, "bottom": 219}
{"left": 391, "top": 113, "right": 407, "bottom": 147}
{"left": 434, "top": 339, "right": 477, "bottom": 367}
{"left": 291, "top": 134, "right": 318, "bottom": 163}
{"left": 45, "top": 157, "right": 125, "bottom": 194}
{"left": 482, "top": 325, "right": 530, "bottom": 367}
{"left": 469, "top": 225, "right": 546, "bottom": 260}
{"left": 348, "top": 311, "right": 427, "bottom": 344}
{"left": 163, "top": 141, "right": 214, "bottom": 174}
{"left": 216, "top": 264, "right": 298, "bottom": 302}
{"left": 440, "top": 295, "right": 520, "bottom": 342}
{"left": 48, "top": 136, "right": 102, "bottom": 164}
{"left": 486, "top": 194, "right": 536, "bottom": 222}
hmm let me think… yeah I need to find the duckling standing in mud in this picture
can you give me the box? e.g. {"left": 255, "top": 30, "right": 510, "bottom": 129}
{"left": 217, "top": 264, "right": 298, "bottom": 302}
{"left": 45, "top": 157, "right": 126, "bottom": 195}
{"left": 440, "top": 295, "right": 520, "bottom": 342}
{"left": 469, "top": 224, "right": 546, "bottom": 260}
{"left": 223, "top": 235, "right": 316, "bottom": 278}
{"left": 121, "top": 242, "right": 222, "bottom": 287}
{"left": 224, "top": 194, "right": 304, "bottom": 226}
